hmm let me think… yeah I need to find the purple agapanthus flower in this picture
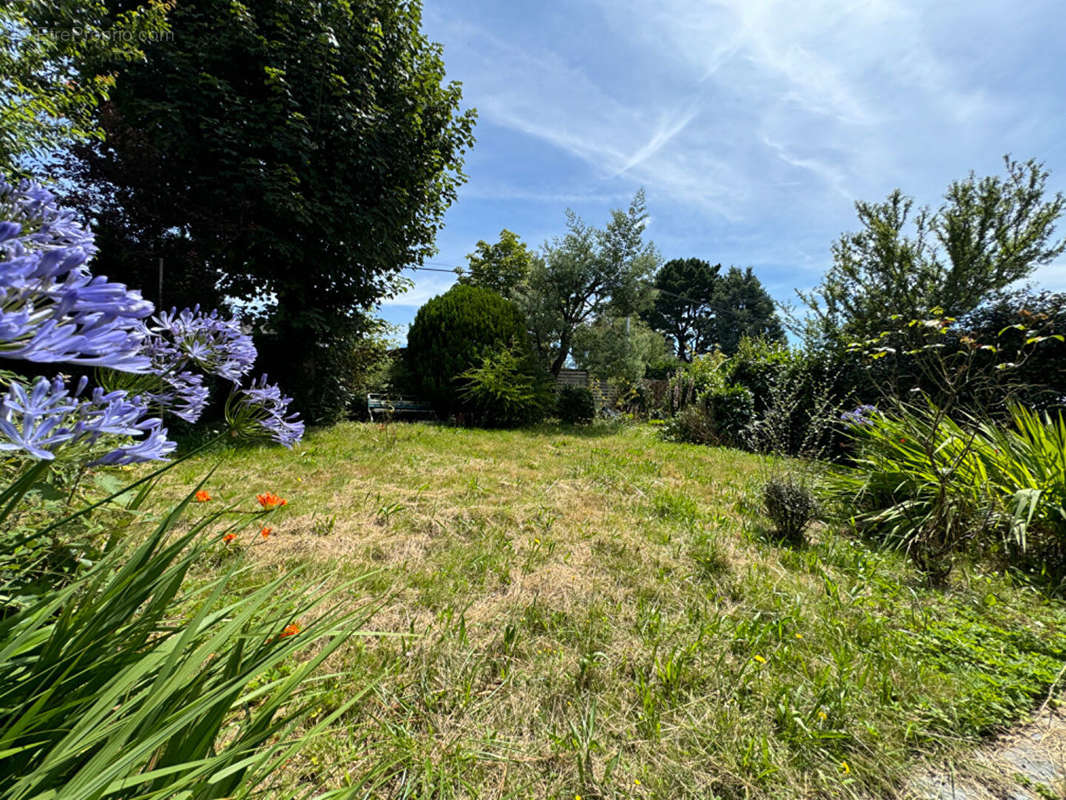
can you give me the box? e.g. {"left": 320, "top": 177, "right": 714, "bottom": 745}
{"left": 0, "top": 376, "right": 81, "bottom": 459}
{"left": 149, "top": 306, "right": 256, "bottom": 382}
{"left": 0, "top": 179, "right": 154, "bottom": 372}
{"left": 840, "top": 404, "right": 879, "bottom": 427}
{"left": 147, "top": 370, "right": 210, "bottom": 423}
{"left": 226, "top": 374, "right": 304, "bottom": 448}
{"left": 90, "top": 417, "right": 176, "bottom": 466}
{"left": 0, "top": 374, "right": 175, "bottom": 463}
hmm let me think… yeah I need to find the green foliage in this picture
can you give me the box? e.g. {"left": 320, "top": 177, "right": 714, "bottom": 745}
{"left": 801, "top": 156, "right": 1066, "bottom": 342}
{"left": 257, "top": 314, "right": 392, "bottom": 425}
{"left": 725, "top": 336, "right": 793, "bottom": 415}
{"left": 457, "top": 229, "right": 535, "bottom": 300}
{"left": 0, "top": 467, "right": 375, "bottom": 799}
{"left": 762, "top": 474, "right": 820, "bottom": 546}
{"left": 707, "top": 266, "right": 785, "bottom": 355}
{"left": 977, "top": 406, "right": 1066, "bottom": 573}
{"left": 0, "top": 0, "right": 172, "bottom": 178}
{"left": 67, "top": 0, "right": 476, "bottom": 422}
{"left": 666, "top": 351, "right": 728, "bottom": 415}
{"left": 406, "top": 284, "right": 533, "bottom": 418}
{"left": 555, "top": 386, "right": 596, "bottom": 425}
{"left": 521, "top": 190, "right": 659, "bottom": 375}
{"left": 458, "top": 347, "right": 553, "bottom": 428}
{"left": 0, "top": 457, "right": 139, "bottom": 599}
{"left": 961, "top": 288, "right": 1066, "bottom": 414}
{"left": 704, "top": 383, "right": 755, "bottom": 447}
{"left": 660, "top": 404, "right": 718, "bottom": 446}
{"left": 824, "top": 403, "right": 1066, "bottom": 584}
{"left": 643, "top": 257, "right": 720, "bottom": 361}
{"left": 570, "top": 315, "right": 671, "bottom": 384}
{"left": 661, "top": 382, "right": 753, "bottom": 448}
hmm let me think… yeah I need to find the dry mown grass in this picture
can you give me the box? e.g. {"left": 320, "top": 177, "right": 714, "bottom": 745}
{"left": 157, "top": 421, "right": 1066, "bottom": 799}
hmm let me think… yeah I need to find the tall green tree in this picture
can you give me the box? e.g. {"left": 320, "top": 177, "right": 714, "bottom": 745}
{"left": 0, "top": 0, "right": 171, "bottom": 178}
{"left": 522, "top": 189, "right": 659, "bottom": 376}
{"left": 706, "top": 266, "right": 784, "bottom": 355}
{"left": 800, "top": 156, "right": 1066, "bottom": 341}
{"left": 67, "top": 0, "right": 476, "bottom": 421}
{"left": 457, "top": 228, "right": 535, "bottom": 300}
{"left": 571, "top": 315, "right": 671, "bottom": 384}
{"left": 642, "top": 257, "right": 719, "bottom": 361}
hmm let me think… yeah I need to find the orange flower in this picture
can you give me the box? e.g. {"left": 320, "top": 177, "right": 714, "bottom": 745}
{"left": 223, "top": 533, "right": 236, "bottom": 543}
{"left": 194, "top": 490, "right": 212, "bottom": 502}
{"left": 260, "top": 527, "right": 272, "bottom": 539}
{"left": 256, "top": 492, "right": 287, "bottom": 509}
{"left": 280, "top": 623, "right": 301, "bottom": 638}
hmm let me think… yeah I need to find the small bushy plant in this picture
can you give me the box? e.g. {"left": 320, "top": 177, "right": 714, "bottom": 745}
{"left": 762, "top": 475, "right": 820, "bottom": 545}
{"left": 704, "top": 383, "right": 755, "bottom": 447}
{"left": 458, "top": 347, "right": 553, "bottom": 427}
{"left": 661, "top": 383, "right": 753, "bottom": 447}
{"left": 666, "top": 351, "right": 727, "bottom": 415}
{"left": 725, "top": 336, "right": 792, "bottom": 414}
{"left": 555, "top": 385, "right": 596, "bottom": 424}
{"left": 661, "top": 404, "right": 719, "bottom": 445}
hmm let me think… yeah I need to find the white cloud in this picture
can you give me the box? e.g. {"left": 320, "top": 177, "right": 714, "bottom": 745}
{"left": 1027, "top": 261, "right": 1066, "bottom": 293}
{"left": 418, "top": 0, "right": 1066, "bottom": 328}
{"left": 378, "top": 271, "right": 457, "bottom": 308}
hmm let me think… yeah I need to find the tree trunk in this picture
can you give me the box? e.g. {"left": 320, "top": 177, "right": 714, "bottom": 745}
{"left": 550, "top": 329, "right": 573, "bottom": 377}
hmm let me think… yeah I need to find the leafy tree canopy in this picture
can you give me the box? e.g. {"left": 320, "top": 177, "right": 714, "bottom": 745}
{"left": 0, "top": 0, "right": 172, "bottom": 178}
{"left": 457, "top": 228, "right": 535, "bottom": 300}
{"left": 67, "top": 0, "right": 477, "bottom": 421}
{"left": 800, "top": 156, "right": 1066, "bottom": 342}
{"left": 706, "top": 266, "right": 784, "bottom": 356}
{"left": 571, "top": 315, "right": 671, "bottom": 384}
{"left": 643, "top": 257, "right": 720, "bottom": 361}
{"left": 522, "top": 189, "right": 659, "bottom": 375}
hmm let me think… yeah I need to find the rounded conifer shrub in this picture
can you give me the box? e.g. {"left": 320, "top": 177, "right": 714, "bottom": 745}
{"left": 406, "top": 285, "right": 541, "bottom": 420}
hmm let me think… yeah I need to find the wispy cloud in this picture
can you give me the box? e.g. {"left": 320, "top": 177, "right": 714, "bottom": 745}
{"left": 418, "top": 0, "right": 1066, "bottom": 325}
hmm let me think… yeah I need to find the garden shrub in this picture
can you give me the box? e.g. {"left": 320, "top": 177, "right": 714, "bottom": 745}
{"left": 725, "top": 336, "right": 792, "bottom": 415}
{"left": 406, "top": 284, "right": 535, "bottom": 418}
{"left": 458, "top": 347, "right": 553, "bottom": 427}
{"left": 762, "top": 474, "right": 820, "bottom": 546}
{"left": 704, "top": 383, "right": 755, "bottom": 447}
{"left": 661, "top": 383, "right": 753, "bottom": 447}
{"left": 661, "top": 404, "right": 719, "bottom": 445}
{"left": 823, "top": 402, "right": 1066, "bottom": 584}
{"left": 666, "top": 351, "right": 728, "bottom": 415}
{"left": 555, "top": 385, "right": 596, "bottom": 424}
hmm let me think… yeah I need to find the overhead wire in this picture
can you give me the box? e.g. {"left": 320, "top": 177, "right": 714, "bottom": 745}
{"left": 402, "top": 264, "right": 711, "bottom": 307}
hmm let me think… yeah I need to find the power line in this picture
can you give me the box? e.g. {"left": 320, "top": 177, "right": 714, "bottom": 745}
{"left": 403, "top": 263, "right": 711, "bottom": 308}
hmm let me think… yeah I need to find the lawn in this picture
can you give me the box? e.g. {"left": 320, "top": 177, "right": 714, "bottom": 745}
{"left": 160, "top": 421, "right": 1066, "bottom": 799}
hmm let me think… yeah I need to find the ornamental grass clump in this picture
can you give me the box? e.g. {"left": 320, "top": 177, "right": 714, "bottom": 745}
{"left": 0, "top": 179, "right": 368, "bottom": 799}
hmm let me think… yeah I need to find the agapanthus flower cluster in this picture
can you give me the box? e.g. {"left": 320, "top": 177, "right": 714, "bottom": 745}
{"left": 0, "top": 375, "right": 175, "bottom": 463}
{"left": 0, "top": 179, "right": 153, "bottom": 372}
{"left": 226, "top": 375, "right": 305, "bottom": 448}
{"left": 0, "top": 179, "right": 304, "bottom": 463}
{"left": 148, "top": 306, "right": 257, "bottom": 383}
{"left": 840, "top": 404, "right": 878, "bottom": 427}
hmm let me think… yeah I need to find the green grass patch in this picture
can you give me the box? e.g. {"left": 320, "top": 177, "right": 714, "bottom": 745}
{"left": 154, "top": 422, "right": 1066, "bottom": 799}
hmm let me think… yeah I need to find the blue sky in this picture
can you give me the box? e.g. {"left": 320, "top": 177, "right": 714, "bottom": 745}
{"left": 378, "top": 0, "right": 1066, "bottom": 341}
